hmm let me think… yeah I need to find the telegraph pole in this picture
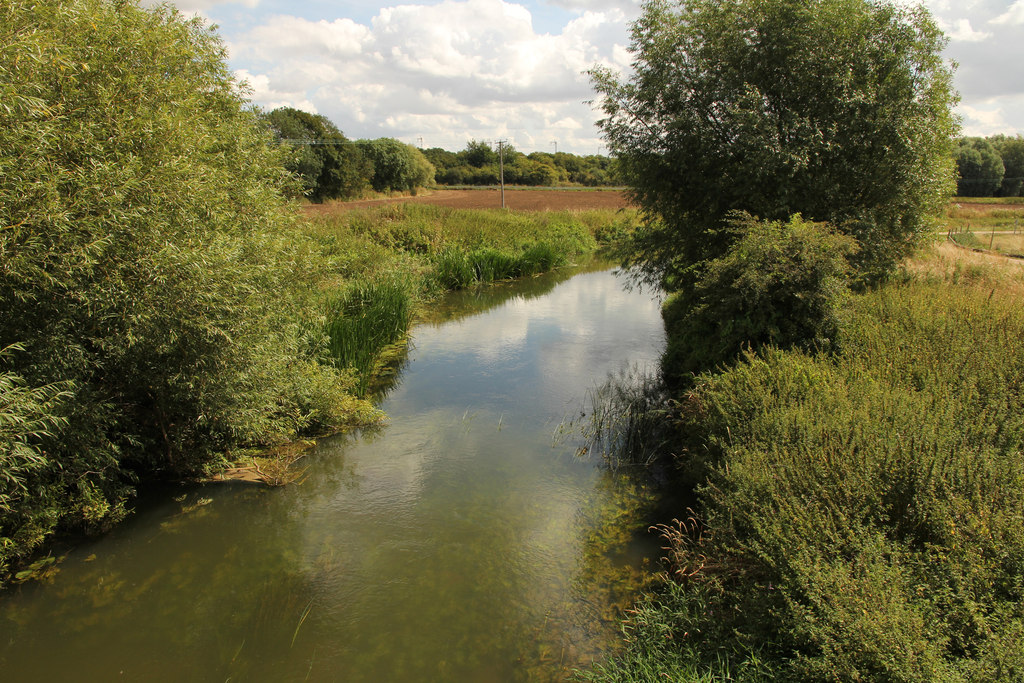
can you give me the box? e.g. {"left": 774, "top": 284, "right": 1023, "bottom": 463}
{"left": 497, "top": 139, "right": 507, "bottom": 209}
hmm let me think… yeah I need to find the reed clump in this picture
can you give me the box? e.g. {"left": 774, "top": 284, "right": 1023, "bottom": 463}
{"left": 323, "top": 278, "right": 413, "bottom": 397}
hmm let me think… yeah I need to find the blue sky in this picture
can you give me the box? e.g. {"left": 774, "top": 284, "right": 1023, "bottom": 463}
{"left": 152, "top": 0, "right": 1024, "bottom": 155}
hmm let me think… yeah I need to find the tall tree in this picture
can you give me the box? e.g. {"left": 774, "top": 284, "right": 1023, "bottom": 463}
{"left": 955, "top": 138, "right": 1005, "bottom": 197}
{"left": 591, "top": 0, "right": 958, "bottom": 287}
{"left": 0, "top": 0, "right": 354, "bottom": 572}
{"left": 358, "top": 138, "right": 435, "bottom": 193}
{"left": 263, "top": 107, "right": 371, "bottom": 202}
{"left": 992, "top": 135, "right": 1024, "bottom": 197}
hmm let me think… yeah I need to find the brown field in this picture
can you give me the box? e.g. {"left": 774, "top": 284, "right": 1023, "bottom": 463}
{"left": 950, "top": 199, "right": 1024, "bottom": 214}
{"left": 303, "top": 188, "right": 632, "bottom": 214}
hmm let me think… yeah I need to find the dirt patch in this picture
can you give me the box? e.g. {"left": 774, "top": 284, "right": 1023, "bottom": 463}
{"left": 303, "top": 188, "right": 633, "bottom": 214}
{"left": 951, "top": 201, "right": 1024, "bottom": 213}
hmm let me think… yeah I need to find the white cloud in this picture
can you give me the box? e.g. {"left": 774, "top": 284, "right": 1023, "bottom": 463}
{"left": 960, "top": 94, "right": 1024, "bottom": 137}
{"left": 141, "top": 0, "right": 257, "bottom": 10}
{"left": 543, "top": 0, "right": 639, "bottom": 11}
{"left": 193, "top": 0, "right": 1023, "bottom": 149}
{"left": 224, "top": 0, "right": 629, "bottom": 152}
{"left": 940, "top": 17, "right": 992, "bottom": 41}
{"left": 246, "top": 16, "right": 371, "bottom": 58}
{"left": 992, "top": 0, "right": 1024, "bottom": 25}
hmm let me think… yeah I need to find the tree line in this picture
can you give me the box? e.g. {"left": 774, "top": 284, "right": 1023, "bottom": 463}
{"left": 262, "top": 107, "right": 621, "bottom": 203}
{"left": 422, "top": 141, "right": 619, "bottom": 187}
{"left": 956, "top": 135, "right": 1024, "bottom": 196}
{"left": 262, "top": 107, "right": 435, "bottom": 201}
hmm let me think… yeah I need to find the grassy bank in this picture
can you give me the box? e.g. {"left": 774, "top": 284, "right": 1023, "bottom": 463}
{"left": 585, "top": 242, "right": 1024, "bottom": 681}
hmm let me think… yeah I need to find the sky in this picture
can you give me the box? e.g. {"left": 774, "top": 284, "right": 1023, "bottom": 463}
{"left": 147, "top": 0, "right": 1024, "bottom": 155}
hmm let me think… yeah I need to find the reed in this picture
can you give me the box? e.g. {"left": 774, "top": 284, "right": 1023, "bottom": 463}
{"left": 323, "top": 278, "right": 412, "bottom": 396}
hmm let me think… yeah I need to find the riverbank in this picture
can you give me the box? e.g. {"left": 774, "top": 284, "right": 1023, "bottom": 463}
{"left": 583, "top": 240, "right": 1024, "bottom": 680}
{"left": 1, "top": 202, "right": 639, "bottom": 586}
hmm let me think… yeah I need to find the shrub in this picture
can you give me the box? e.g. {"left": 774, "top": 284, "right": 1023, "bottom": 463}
{"left": 0, "top": 0, "right": 369, "bottom": 575}
{"left": 661, "top": 214, "right": 856, "bottom": 386}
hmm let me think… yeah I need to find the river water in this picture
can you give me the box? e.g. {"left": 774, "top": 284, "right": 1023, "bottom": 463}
{"left": 0, "top": 265, "right": 665, "bottom": 682}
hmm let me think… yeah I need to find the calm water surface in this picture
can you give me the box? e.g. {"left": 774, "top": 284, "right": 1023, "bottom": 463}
{"left": 0, "top": 266, "right": 665, "bottom": 682}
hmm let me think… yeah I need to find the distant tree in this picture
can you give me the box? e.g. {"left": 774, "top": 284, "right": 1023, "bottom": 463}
{"left": 591, "top": 0, "right": 958, "bottom": 287}
{"left": 992, "top": 136, "right": 1024, "bottom": 197}
{"left": 422, "top": 147, "right": 459, "bottom": 180}
{"left": 263, "top": 107, "right": 371, "bottom": 202}
{"left": 463, "top": 139, "right": 499, "bottom": 168}
{"left": 956, "top": 138, "right": 1005, "bottom": 197}
{"left": 358, "top": 138, "right": 435, "bottom": 193}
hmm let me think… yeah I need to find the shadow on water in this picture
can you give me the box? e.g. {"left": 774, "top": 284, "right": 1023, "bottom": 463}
{"left": 0, "top": 263, "right": 668, "bottom": 683}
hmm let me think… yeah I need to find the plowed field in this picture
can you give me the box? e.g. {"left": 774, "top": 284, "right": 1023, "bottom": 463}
{"left": 303, "top": 188, "right": 632, "bottom": 213}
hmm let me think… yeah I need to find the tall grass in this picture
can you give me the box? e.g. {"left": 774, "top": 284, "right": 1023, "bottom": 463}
{"left": 323, "top": 279, "right": 412, "bottom": 396}
{"left": 586, "top": 245, "right": 1024, "bottom": 681}
{"left": 430, "top": 242, "right": 567, "bottom": 290}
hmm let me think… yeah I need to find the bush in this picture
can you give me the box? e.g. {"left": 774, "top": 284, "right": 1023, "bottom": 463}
{"left": 661, "top": 214, "right": 856, "bottom": 386}
{"left": 0, "top": 0, "right": 369, "bottom": 576}
{"left": 608, "top": 275, "right": 1024, "bottom": 681}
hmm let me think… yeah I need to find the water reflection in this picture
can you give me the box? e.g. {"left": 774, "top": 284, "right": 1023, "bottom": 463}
{"left": 0, "top": 267, "right": 665, "bottom": 682}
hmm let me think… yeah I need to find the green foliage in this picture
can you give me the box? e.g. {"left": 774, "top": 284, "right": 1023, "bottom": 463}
{"left": 661, "top": 214, "right": 855, "bottom": 385}
{"left": 957, "top": 137, "right": 1005, "bottom": 197}
{"left": 0, "top": 0, "right": 374, "bottom": 577}
{"left": 992, "top": 135, "right": 1024, "bottom": 197}
{"left": 592, "top": 0, "right": 958, "bottom": 287}
{"left": 430, "top": 243, "right": 567, "bottom": 290}
{"left": 426, "top": 141, "right": 618, "bottom": 187}
{"left": 323, "top": 279, "right": 413, "bottom": 396}
{"left": 599, "top": 269, "right": 1024, "bottom": 680}
{"left": 263, "top": 107, "right": 371, "bottom": 202}
{"left": 357, "top": 138, "right": 435, "bottom": 193}
{"left": 304, "top": 203, "right": 605, "bottom": 268}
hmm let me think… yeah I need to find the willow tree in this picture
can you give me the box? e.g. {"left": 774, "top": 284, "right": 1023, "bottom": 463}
{"left": 0, "top": 0, "right": 358, "bottom": 574}
{"left": 591, "top": 0, "right": 959, "bottom": 287}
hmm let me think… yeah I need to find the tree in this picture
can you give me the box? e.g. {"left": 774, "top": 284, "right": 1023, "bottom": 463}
{"left": 992, "top": 135, "right": 1024, "bottom": 197}
{"left": 463, "top": 139, "right": 499, "bottom": 168}
{"left": 358, "top": 138, "right": 436, "bottom": 193}
{"left": 956, "top": 137, "right": 1004, "bottom": 197}
{"left": 0, "top": 0, "right": 356, "bottom": 572}
{"left": 263, "top": 107, "right": 371, "bottom": 202}
{"left": 591, "top": 0, "right": 958, "bottom": 287}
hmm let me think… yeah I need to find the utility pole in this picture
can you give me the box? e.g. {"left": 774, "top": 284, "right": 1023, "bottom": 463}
{"left": 497, "top": 139, "right": 507, "bottom": 209}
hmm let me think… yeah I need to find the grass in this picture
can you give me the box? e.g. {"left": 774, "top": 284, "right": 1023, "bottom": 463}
{"left": 299, "top": 203, "right": 639, "bottom": 396}
{"left": 323, "top": 278, "right": 413, "bottom": 397}
{"left": 944, "top": 200, "right": 1024, "bottom": 233}
{"left": 584, "top": 242, "right": 1024, "bottom": 681}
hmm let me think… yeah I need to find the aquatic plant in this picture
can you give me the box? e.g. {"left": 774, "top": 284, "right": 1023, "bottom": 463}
{"left": 323, "top": 278, "right": 413, "bottom": 396}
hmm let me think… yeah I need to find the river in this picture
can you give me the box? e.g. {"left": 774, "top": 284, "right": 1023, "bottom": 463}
{"left": 0, "top": 265, "right": 666, "bottom": 682}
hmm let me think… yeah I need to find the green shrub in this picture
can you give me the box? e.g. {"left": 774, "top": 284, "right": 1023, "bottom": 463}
{"left": 0, "top": 0, "right": 372, "bottom": 576}
{"left": 661, "top": 214, "right": 856, "bottom": 386}
{"left": 629, "top": 276, "right": 1024, "bottom": 680}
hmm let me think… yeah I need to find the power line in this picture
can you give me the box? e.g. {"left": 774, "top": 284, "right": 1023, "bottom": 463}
{"left": 277, "top": 139, "right": 361, "bottom": 145}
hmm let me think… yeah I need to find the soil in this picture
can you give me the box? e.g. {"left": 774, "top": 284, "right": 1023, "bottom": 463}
{"left": 302, "top": 188, "right": 633, "bottom": 213}
{"left": 951, "top": 201, "right": 1024, "bottom": 213}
